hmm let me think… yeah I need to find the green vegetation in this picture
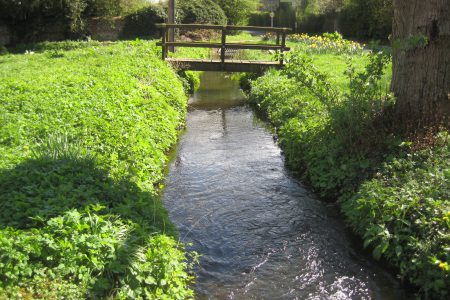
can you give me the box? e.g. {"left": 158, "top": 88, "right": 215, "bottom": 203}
{"left": 339, "top": 0, "right": 392, "bottom": 40}
{"left": 120, "top": 4, "right": 167, "bottom": 39}
{"left": 0, "top": 41, "right": 195, "bottom": 299}
{"left": 342, "top": 134, "right": 450, "bottom": 298}
{"left": 212, "top": 0, "right": 258, "bottom": 25}
{"left": 178, "top": 0, "right": 227, "bottom": 25}
{"left": 249, "top": 0, "right": 392, "bottom": 40}
{"left": 0, "top": 0, "right": 149, "bottom": 34}
{"left": 289, "top": 32, "right": 364, "bottom": 55}
{"left": 247, "top": 34, "right": 449, "bottom": 298}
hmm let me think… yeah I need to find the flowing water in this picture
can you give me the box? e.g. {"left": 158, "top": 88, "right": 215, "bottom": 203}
{"left": 163, "top": 72, "right": 406, "bottom": 299}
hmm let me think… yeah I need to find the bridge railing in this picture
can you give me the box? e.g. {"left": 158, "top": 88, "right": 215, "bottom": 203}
{"left": 156, "top": 24, "right": 291, "bottom": 67}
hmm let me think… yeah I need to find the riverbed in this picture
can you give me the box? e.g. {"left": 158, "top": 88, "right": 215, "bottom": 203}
{"left": 163, "top": 72, "right": 406, "bottom": 299}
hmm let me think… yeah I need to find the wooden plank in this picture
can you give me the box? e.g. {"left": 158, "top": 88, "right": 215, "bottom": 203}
{"left": 165, "top": 58, "right": 282, "bottom": 72}
{"left": 156, "top": 23, "right": 292, "bottom": 33}
{"left": 158, "top": 42, "right": 222, "bottom": 48}
{"left": 226, "top": 25, "right": 291, "bottom": 32}
{"left": 157, "top": 42, "right": 290, "bottom": 51}
{"left": 226, "top": 43, "right": 290, "bottom": 51}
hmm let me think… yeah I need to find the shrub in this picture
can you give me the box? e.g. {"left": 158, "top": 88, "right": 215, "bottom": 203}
{"left": 0, "top": 0, "right": 150, "bottom": 37}
{"left": 339, "top": 0, "right": 393, "bottom": 40}
{"left": 248, "top": 11, "right": 271, "bottom": 27}
{"left": 177, "top": 0, "right": 227, "bottom": 25}
{"left": 212, "top": 0, "right": 255, "bottom": 25}
{"left": 292, "top": 0, "right": 392, "bottom": 40}
{"left": 120, "top": 4, "right": 167, "bottom": 39}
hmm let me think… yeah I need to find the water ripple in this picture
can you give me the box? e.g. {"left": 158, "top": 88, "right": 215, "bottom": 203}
{"left": 163, "top": 73, "right": 406, "bottom": 299}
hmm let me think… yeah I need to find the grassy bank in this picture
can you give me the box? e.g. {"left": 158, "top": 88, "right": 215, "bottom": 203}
{"left": 0, "top": 41, "right": 195, "bottom": 299}
{"left": 246, "top": 33, "right": 449, "bottom": 298}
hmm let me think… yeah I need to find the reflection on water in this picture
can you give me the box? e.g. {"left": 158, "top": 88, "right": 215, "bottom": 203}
{"left": 163, "top": 72, "right": 405, "bottom": 299}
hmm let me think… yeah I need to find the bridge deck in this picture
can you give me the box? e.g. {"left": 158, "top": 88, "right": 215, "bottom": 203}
{"left": 166, "top": 58, "right": 282, "bottom": 72}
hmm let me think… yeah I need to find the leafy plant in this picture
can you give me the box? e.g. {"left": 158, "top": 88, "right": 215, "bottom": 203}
{"left": 0, "top": 40, "right": 195, "bottom": 299}
{"left": 342, "top": 133, "right": 450, "bottom": 298}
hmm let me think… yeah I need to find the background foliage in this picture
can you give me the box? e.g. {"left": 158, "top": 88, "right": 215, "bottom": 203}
{"left": 0, "top": 0, "right": 148, "bottom": 33}
{"left": 177, "top": 0, "right": 227, "bottom": 25}
{"left": 212, "top": 0, "right": 256, "bottom": 25}
{"left": 250, "top": 0, "right": 392, "bottom": 40}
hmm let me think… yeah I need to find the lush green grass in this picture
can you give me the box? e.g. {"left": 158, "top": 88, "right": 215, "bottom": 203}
{"left": 247, "top": 34, "right": 449, "bottom": 298}
{"left": 0, "top": 41, "right": 195, "bottom": 299}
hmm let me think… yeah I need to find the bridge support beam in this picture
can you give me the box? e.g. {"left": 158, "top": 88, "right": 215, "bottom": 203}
{"left": 166, "top": 59, "right": 284, "bottom": 73}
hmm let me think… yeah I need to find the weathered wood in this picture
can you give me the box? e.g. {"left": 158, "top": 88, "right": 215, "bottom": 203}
{"left": 156, "top": 41, "right": 290, "bottom": 51}
{"left": 221, "top": 27, "right": 226, "bottom": 68}
{"left": 161, "top": 24, "right": 167, "bottom": 60}
{"left": 156, "top": 23, "right": 292, "bottom": 33}
{"left": 166, "top": 58, "right": 283, "bottom": 72}
{"left": 168, "top": 0, "right": 175, "bottom": 52}
{"left": 280, "top": 31, "right": 287, "bottom": 66}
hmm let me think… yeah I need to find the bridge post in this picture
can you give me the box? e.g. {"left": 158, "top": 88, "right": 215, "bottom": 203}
{"left": 221, "top": 26, "right": 226, "bottom": 71}
{"left": 161, "top": 24, "right": 167, "bottom": 60}
{"left": 168, "top": 0, "right": 175, "bottom": 52}
{"left": 280, "top": 29, "right": 286, "bottom": 66}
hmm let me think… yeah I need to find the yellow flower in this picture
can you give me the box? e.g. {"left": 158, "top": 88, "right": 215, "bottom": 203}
{"left": 439, "top": 261, "right": 449, "bottom": 271}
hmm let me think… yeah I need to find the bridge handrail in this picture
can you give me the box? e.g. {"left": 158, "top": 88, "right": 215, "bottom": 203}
{"left": 156, "top": 23, "right": 292, "bottom": 33}
{"left": 157, "top": 23, "right": 291, "bottom": 67}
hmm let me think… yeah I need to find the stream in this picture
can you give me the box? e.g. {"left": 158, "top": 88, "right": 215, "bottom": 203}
{"left": 163, "top": 72, "right": 406, "bottom": 299}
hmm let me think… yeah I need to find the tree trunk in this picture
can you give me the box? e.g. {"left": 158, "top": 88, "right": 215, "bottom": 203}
{"left": 391, "top": 0, "right": 450, "bottom": 129}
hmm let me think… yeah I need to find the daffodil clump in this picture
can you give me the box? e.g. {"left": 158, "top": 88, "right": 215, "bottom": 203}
{"left": 289, "top": 32, "right": 365, "bottom": 55}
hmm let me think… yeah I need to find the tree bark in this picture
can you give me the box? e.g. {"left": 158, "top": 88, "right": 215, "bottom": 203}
{"left": 391, "top": 0, "right": 450, "bottom": 129}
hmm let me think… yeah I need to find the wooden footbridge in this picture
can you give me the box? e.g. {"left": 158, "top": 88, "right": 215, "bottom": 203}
{"left": 156, "top": 24, "right": 291, "bottom": 73}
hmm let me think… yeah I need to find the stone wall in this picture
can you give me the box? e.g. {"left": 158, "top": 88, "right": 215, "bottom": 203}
{"left": 0, "top": 18, "right": 127, "bottom": 46}
{"left": 86, "top": 17, "right": 125, "bottom": 41}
